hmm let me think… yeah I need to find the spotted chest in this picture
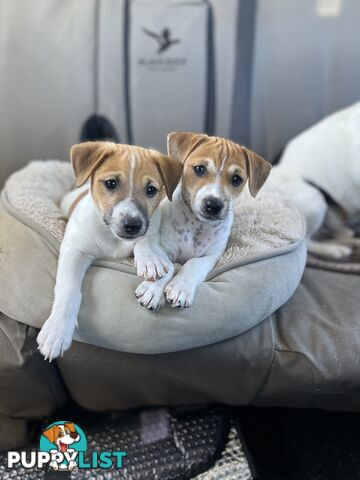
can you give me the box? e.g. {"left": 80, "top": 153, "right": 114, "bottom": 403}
{"left": 161, "top": 214, "right": 225, "bottom": 264}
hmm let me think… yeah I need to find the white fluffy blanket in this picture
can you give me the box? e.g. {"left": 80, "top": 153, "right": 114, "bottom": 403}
{"left": 3, "top": 161, "right": 304, "bottom": 266}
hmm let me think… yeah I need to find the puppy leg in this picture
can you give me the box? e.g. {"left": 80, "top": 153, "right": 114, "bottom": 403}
{"left": 37, "top": 246, "right": 94, "bottom": 360}
{"left": 165, "top": 254, "right": 220, "bottom": 308}
{"left": 135, "top": 264, "right": 175, "bottom": 311}
{"left": 308, "top": 204, "right": 358, "bottom": 258}
{"left": 134, "top": 235, "right": 172, "bottom": 281}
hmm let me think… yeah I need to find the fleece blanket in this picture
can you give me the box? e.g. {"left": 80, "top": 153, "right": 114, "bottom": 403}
{"left": 3, "top": 160, "right": 304, "bottom": 267}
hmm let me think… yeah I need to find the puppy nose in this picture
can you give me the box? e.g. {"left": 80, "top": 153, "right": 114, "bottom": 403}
{"left": 70, "top": 432, "right": 78, "bottom": 439}
{"left": 204, "top": 197, "right": 224, "bottom": 216}
{"left": 123, "top": 216, "right": 143, "bottom": 235}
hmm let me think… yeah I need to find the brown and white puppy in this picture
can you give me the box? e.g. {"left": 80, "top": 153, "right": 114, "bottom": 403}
{"left": 135, "top": 132, "right": 271, "bottom": 310}
{"left": 42, "top": 422, "right": 80, "bottom": 470}
{"left": 37, "top": 141, "right": 182, "bottom": 360}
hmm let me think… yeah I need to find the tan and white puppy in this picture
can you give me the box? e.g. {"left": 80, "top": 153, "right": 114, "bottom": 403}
{"left": 135, "top": 132, "right": 271, "bottom": 310}
{"left": 37, "top": 141, "right": 182, "bottom": 360}
{"left": 42, "top": 422, "right": 80, "bottom": 470}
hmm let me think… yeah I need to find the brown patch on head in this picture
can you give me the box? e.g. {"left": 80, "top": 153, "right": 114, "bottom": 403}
{"left": 70, "top": 141, "right": 182, "bottom": 238}
{"left": 91, "top": 146, "right": 181, "bottom": 218}
{"left": 71, "top": 141, "right": 117, "bottom": 187}
{"left": 167, "top": 132, "right": 209, "bottom": 165}
{"left": 167, "top": 132, "right": 271, "bottom": 220}
{"left": 64, "top": 423, "right": 76, "bottom": 434}
{"left": 42, "top": 423, "right": 77, "bottom": 444}
{"left": 64, "top": 422, "right": 79, "bottom": 440}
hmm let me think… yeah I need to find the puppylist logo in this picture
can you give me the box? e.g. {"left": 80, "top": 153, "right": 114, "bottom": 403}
{"left": 7, "top": 421, "right": 126, "bottom": 472}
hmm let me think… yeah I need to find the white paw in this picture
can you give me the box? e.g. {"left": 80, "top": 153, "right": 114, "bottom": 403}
{"left": 164, "top": 278, "right": 195, "bottom": 309}
{"left": 135, "top": 281, "right": 166, "bottom": 311}
{"left": 329, "top": 244, "right": 353, "bottom": 259}
{"left": 50, "top": 461, "right": 59, "bottom": 470}
{"left": 37, "top": 315, "right": 75, "bottom": 361}
{"left": 136, "top": 254, "right": 171, "bottom": 281}
{"left": 308, "top": 240, "right": 354, "bottom": 259}
{"left": 68, "top": 460, "right": 77, "bottom": 471}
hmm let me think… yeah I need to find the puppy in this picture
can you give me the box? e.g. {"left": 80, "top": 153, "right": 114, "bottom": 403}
{"left": 37, "top": 141, "right": 182, "bottom": 360}
{"left": 42, "top": 422, "right": 80, "bottom": 470}
{"left": 269, "top": 102, "right": 360, "bottom": 259}
{"left": 135, "top": 132, "right": 271, "bottom": 310}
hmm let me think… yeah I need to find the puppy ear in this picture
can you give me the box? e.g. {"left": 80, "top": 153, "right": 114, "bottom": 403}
{"left": 65, "top": 422, "right": 76, "bottom": 433}
{"left": 70, "top": 141, "right": 115, "bottom": 187}
{"left": 153, "top": 152, "right": 183, "bottom": 201}
{"left": 167, "top": 132, "right": 209, "bottom": 164}
{"left": 42, "top": 426, "right": 57, "bottom": 444}
{"left": 243, "top": 147, "right": 271, "bottom": 197}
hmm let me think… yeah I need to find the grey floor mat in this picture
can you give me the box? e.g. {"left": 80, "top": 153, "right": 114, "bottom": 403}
{"left": 194, "top": 426, "right": 252, "bottom": 480}
{"left": 0, "top": 408, "right": 253, "bottom": 480}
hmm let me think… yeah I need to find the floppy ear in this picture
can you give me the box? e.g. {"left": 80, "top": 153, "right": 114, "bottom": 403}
{"left": 65, "top": 422, "right": 76, "bottom": 433}
{"left": 243, "top": 147, "right": 272, "bottom": 197}
{"left": 167, "top": 131, "right": 209, "bottom": 164}
{"left": 70, "top": 141, "right": 115, "bottom": 187}
{"left": 42, "top": 426, "right": 57, "bottom": 444}
{"left": 153, "top": 152, "right": 183, "bottom": 201}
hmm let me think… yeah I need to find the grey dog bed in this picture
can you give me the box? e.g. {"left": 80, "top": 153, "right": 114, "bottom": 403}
{"left": 0, "top": 161, "right": 306, "bottom": 354}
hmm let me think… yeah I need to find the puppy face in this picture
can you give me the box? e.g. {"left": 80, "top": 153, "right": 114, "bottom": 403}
{"left": 71, "top": 141, "right": 182, "bottom": 239}
{"left": 42, "top": 423, "right": 80, "bottom": 452}
{"left": 168, "top": 132, "right": 271, "bottom": 222}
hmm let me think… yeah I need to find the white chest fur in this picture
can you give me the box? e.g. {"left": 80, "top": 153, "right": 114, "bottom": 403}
{"left": 64, "top": 195, "right": 136, "bottom": 259}
{"left": 160, "top": 190, "right": 232, "bottom": 263}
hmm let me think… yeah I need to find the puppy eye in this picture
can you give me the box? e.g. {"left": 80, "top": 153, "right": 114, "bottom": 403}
{"left": 146, "top": 185, "right": 158, "bottom": 198}
{"left": 193, "top": 165, "right": 207, "bottom": 176}
{"left": 104, "top": 178, "right": 118, "bottom": 190}
{"left": 231, "top": 174, "right": 243, "bottom": 187}
{"left": 58, "top": 431, "right": 64, "bottom": 437}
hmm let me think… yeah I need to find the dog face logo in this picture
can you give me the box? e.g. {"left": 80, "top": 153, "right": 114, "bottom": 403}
{"left": 142, "top": 27, "right": 180, "bottom": 54}
{"left": 40, "top": 421, "right": 87, "bottom": 471}
{"left": 42, "top": 422, "right": 80, "bottom": 453}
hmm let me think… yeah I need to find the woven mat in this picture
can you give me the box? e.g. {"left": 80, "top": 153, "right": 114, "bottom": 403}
{"left": 0, "top": 408, "right": 253, "bottom": 480}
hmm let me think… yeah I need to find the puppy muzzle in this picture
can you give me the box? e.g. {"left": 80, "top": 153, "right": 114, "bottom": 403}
{"left": 115, "top": 214, "right": 148, "bottom": 239}
{"left": 199, "top": 196, "right": 228, "bottom": 221}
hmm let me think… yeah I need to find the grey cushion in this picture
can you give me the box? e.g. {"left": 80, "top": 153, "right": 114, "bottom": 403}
{"left": 0, "top": 161, "right": 306, "bottom": 354}
{"left": 0, "top": 198, "right": 306, "bottom": 354}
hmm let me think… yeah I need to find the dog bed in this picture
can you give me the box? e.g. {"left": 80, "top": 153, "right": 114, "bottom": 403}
{"left": 0, "top": 161, "right": 306, "bottom": 354}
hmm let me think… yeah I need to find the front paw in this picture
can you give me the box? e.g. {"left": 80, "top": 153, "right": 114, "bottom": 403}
{"left": 164, "top": 278, "right": 195, "bottom": 308}
{"left": 68, "top": 460, "right": 77, "bottom": 471}
{"left": 332, "top": 245, "right": 353, "bottom": 258}
{"left": 136, "top": 254, "right": 172, "bottom": 281}
{"left": 135, "top": 281, "right": 166, "bottom": 311}
{"left": 37, "top": 315, "right": 75, "bottom": 361}
{"left": 49, "top": 461, "right": 59, "bottom": 471}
